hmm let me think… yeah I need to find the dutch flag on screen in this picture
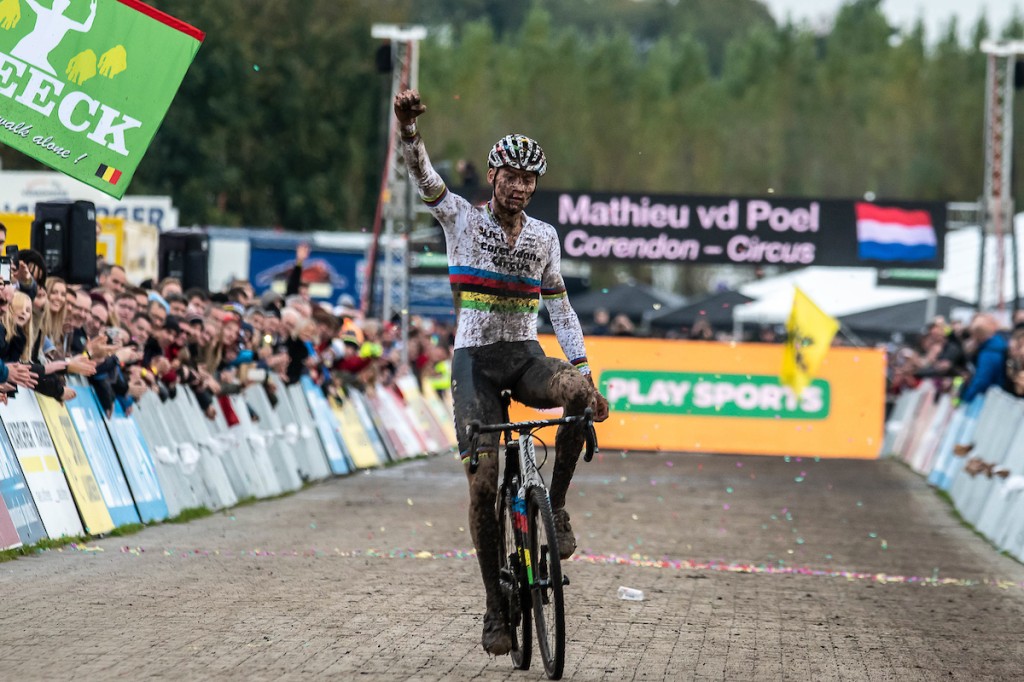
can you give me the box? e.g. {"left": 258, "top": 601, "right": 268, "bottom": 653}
{"left": 855, "top": 203, "right": 937, "bottom": 263}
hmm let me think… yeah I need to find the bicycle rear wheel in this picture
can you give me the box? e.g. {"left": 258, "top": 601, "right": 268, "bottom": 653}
{"left": 498, "top": 479, "right": 531, "bottom": 669}
{"left": 527, "top": 487, "right": 565, "bottom": 679}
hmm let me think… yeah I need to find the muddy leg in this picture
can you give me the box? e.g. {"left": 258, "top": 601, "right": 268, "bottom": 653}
{"left": 466, "top": 453, "right": 504, "bottom": 614}
{"left": 548, "top": 369, "right": 592, "bottom": 510}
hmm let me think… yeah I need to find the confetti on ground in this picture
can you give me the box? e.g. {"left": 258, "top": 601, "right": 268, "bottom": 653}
{"left": 48, "top": 546, "right": 1021, "bottom": 590}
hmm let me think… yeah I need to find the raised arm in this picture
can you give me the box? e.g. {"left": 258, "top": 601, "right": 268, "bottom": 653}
{"left": 393, "top": 89, "right": 466, "bottom": 230}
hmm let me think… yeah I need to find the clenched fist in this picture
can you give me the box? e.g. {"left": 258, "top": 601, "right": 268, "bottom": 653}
{"left": 394, "top": 89, "right": 427, "bottom": 127}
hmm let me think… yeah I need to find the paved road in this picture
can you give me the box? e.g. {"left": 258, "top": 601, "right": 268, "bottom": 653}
{"left": 2, "top": 450, "right": 1024, "bottom": 681}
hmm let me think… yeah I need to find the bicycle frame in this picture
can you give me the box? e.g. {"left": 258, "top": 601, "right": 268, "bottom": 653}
{"left": 465, "top": 403, "right": 598, "bottom": 476}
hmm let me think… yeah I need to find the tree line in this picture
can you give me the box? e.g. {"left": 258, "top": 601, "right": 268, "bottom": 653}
{"left": 0, "top": 0, "right": 1019, "bottom": 231}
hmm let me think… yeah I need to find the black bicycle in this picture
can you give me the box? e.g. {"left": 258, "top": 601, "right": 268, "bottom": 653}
{"left": 467, "top": 392, "right": 598, "bottom": 680}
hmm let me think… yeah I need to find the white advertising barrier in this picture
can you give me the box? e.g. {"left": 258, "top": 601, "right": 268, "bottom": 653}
{"left": 172, "top": 391, "right": 241, "bottom": 510}
{"left": 151, "top": 394, "right": 224, "bottom": 510}
{"left": 926, "top": 402, "right": 970, "bottom": 491}
{"left": 273, "top": 376, "right": 332, "bottom": 482}
{"left": 886, "top": 385, "right": 1024, "bottom": 562}
{"left": 372, "top": 383, "right": 430, "bottom": 458}
{"left": 244, "top": 384, "right": 308, "bottom": 488}
{"left": 0, "top": 390, "right": 83, "bottom": 539}
{"left": 396, "top": 376, "right": 453, "bottom": 454}
{"left": 948, "top": 390, "right": 1021, "bottom": 525}
{"left": 908, "top": 393, "right": 954, "bottom": 475}
{"left": 419, "top": 381, "right": 458, "bottom": 448}
{"left": 898, "top": 383, "right": 937, "bottom": 464}
{"left": 208, "top": 397, "right": 278, "bottom": 500}
{"left": 244, "top": 385, "right": 307, "bottom": 485}
{"left": 881, "top": 388, "right": 919, "bottom": 458}
{"left": 976, "top": 425, "right": 1024, "bottom": 549}
{"left": 202, "top": 396, "right": 267, "bottom": 500}
{"left": 365, "top": 386, "right": 414, "bottom": 460}
{"left": 394, "top": 376, "right": 442, "bottom": 454}
{"left": 232, "top": 393, "right": 302, "bottom": 494}
{"left": 132, "top": 392, "right": 200, "bottom": 516}
{"left": 886, "top": 385, "right": 931, "bottom": 462}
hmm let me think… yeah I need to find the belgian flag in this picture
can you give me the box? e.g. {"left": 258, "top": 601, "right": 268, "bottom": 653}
{"left": 95, "top": 164, "right": 122, "bottom": 185}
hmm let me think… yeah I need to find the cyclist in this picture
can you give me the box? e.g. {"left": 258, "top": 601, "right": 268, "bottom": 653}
{"left": 394, "top": 89, "right": 610, "bottom": 656}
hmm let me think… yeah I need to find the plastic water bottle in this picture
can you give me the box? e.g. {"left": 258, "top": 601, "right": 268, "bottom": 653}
{"left": 617, "top": 586, "right": 644, "bottom": 601}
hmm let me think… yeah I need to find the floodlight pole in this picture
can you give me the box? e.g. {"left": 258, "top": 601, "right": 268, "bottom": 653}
{"left": 980, "top": 40, "right": 1023, "bottom": 312}
{"left": 371, "top": 24, "right": 426, "bottom": 372}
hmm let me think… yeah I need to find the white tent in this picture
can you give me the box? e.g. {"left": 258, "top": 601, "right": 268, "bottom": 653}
{"left": 732, "top": 213, "right": 1024, "bottom": 329}
{"left": 733, "top": 268, "right": 925, "bottom": 326}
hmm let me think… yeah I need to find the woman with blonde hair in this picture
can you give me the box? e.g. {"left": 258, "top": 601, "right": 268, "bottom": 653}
{"left": 3, "top": 291, "right": 36, "bottom": 363}
{"left": 3, "top": 288, "right": 95, "bottom": 401}
{"left": 1, "top": 291, "right": 69, "bottom": 401}
{"left": 38, "top": 277, "right": 68, "bottom": 358}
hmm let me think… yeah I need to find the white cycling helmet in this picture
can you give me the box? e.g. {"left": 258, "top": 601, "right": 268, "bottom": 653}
{"left": 487, "top": 133, "right": 547, "bottom": 176}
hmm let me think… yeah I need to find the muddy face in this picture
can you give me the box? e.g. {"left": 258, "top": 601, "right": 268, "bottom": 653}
{"left": 489, "top": 167, "right": 537, "bottom": 215}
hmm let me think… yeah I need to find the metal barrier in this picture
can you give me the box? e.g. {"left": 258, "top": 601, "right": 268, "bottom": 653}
{"left": 0, "top": 376, "right": 457, "bottom": 550}
{"left": 884, "top": 385, "right": 1024, "bottom": 562}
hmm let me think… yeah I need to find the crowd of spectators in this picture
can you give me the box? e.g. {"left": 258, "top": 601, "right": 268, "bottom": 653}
{"left": 885, "top": 311, "right": 1024, "bottom": 408}
{"left": 7, "top": 216, "right": 1016, "bottom": 424}
{"left": 580, "top": 301, "right": 1024, "bottom": 411}
{"left": 0, "top": 228, "right": 453, "bottom": 422}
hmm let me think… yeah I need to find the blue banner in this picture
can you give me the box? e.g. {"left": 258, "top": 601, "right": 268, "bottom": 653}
{"left": 249, "top": 245, "right": 362, "bottom": 304}
{"left": 300, "top": 377, "right": 351, "bottom": 475}
{"left": 0, "top": 415, "right": 45, "bottom": 546}
{"left": 105, "top": 400, "right": 168, "bottom": 523}
{"left": 64, "top": 385, "right": 141, "bottom": 528}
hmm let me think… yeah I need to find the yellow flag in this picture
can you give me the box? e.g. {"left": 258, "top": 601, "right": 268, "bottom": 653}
{"left": 780, "top": 287, "right": 840, "bottom": 396}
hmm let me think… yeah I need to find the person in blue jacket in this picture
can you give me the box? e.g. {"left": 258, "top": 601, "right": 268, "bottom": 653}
{"left": 960, "top": 313, "right": 1009, "bottom": 404}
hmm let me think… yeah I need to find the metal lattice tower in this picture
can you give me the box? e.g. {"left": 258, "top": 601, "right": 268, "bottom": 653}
{"left": 980, "top": 41, "right": 1023, "bottom": 309}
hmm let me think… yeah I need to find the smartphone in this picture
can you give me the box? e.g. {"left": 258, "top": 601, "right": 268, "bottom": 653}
{"left": 0, "top": 255, "right": 10, "bottom": 283}
{"left": 105, "top": 327, "right": 120, "bottom": 344}
{"left": 6, "top": 245, "right": 18, "bottom": 268}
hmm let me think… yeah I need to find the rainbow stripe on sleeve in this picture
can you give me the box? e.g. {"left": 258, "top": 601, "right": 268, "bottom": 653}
{"left": 541, "top": 286, "right": 567, "bottom": 300}
{"left": 423, "top": 185, "right": 449, "bottom": 207}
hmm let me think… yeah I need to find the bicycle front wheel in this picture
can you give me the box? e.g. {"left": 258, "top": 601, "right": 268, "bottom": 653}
{"left": 527, "top": 487, "right": 565, "bottom": 679}
{"left": 499, "top": 481, "right": 531, "bottom": 669}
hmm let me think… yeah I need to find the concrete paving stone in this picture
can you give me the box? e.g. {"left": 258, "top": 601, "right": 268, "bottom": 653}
{"left": 2, "top": 453, "right": 1024, "bottom": 680}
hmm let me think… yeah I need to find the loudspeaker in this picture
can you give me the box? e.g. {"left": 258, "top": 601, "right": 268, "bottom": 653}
{"left": 159, "top": 230, "right": 209, "bottom": 290}
{"left": 31, "top": 200, "right": 97, "bottom": 285}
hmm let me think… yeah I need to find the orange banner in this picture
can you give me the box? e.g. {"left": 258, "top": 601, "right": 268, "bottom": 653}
{"left": 509, "top": 336, "right": 885, "bottom": 458}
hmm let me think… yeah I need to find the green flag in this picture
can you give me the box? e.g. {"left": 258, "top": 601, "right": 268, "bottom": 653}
{"left": 0, "top": 0, "right": 203, "bottom": 198}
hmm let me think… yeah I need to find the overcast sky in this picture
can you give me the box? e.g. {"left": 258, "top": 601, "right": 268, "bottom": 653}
{"left": 762, "top": 0, "right": 1019, "bottom": 42}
